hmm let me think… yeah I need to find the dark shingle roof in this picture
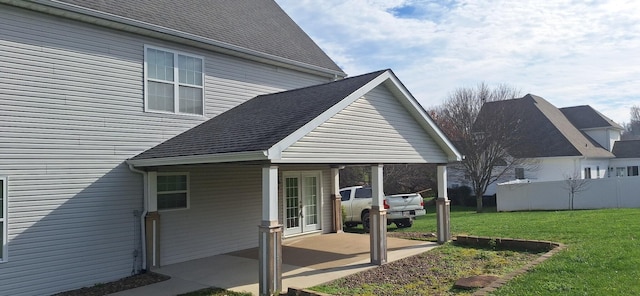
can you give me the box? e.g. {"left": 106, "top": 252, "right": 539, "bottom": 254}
{"left": 55, "top": 0, "right": 343, "bottom": 73}
{"left": 612, "top": 140, "right": 640, "bottom": 158}
{"left": 560, "top": 105, "right": 623, "bottom": 130}
{"left": 477, "top": 94, "right": 614, "bottom": 158}
{"left": 131, "top": 70, "right": 387, "bottom": 160}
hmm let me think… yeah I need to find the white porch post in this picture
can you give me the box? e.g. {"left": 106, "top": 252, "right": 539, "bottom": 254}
{"left": 436, "top": 164, "right": 451, "bottom": 244}
{"left": 331, "top": 166, "right": 343, "bottom": 233}
{"left": 259, "top": 165, "right": 282, "bottom": 296}
{"left": 370, "top": 164, "right": 387, "bottom": 265}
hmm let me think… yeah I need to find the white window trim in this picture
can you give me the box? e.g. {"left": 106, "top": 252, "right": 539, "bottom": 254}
{"left": 157, "top": 172, "right": 190, "bottom": 212}
{"left": 144, "top": 45, "right": 205, "bottom": 116}
{"left": 1, "top": 176, "right": 7, "bottom": 263}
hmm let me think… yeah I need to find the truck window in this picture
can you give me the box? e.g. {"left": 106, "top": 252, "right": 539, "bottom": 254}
{"left": 354, "top": 188, "right": 372, "bottom": 199}
{"left": 340, "top": 190, "right": 350, "bottom": 201}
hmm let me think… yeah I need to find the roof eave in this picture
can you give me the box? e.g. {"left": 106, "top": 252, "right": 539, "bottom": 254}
{"left": 7, "top": 0, "right": 346, "bottom": 78}
{"left": 127, "top": 151, "right": 268, "bottom": 167}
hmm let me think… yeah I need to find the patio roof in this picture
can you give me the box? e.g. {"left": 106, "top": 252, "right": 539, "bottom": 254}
{"left": 128, "top": 70, "right": 461, "bottom": 167}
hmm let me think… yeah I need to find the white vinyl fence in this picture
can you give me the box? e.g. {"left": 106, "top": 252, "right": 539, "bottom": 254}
{"left": 497, "top": 176, "right": 640, "bottom": 211}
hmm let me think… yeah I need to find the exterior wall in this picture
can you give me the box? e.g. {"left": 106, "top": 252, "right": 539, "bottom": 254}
{"left": 280, "top": 84, "right": 448, "bottom": 163}
{"left": 0, "top": 5, "right": 330, "bottom": 296}
{"left": 581, "top": 158, "right": 610, "bottom": 179}
{"left": 156, "top": 165, "right": 333, "bottom": 266}
{"left": 157, "top": 164, "right": 262, "bottom": 265}
{"left": 527, "top": 157, "right": 580, "bottom": 181}
{"left": 609, "top": 158, "right": 640, "bottom": 177}
{"left": 584, "top": 129, "right": 609, "bottom": 151}
{"left": 497, "top": 176, "right": 640, "bottom": 211}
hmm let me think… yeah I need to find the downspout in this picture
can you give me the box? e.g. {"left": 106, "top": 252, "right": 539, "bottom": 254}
{"left": 128, "top": 163, "right": 148, "bottom": 271}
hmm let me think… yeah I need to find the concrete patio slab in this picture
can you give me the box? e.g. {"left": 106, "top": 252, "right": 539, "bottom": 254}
{"left": 110, "top": 232, "right": 438, "bottom": 296}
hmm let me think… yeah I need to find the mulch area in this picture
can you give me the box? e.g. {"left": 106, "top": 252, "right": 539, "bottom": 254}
{"left": 52, "top": 272, "right": 170, "bottom": 296}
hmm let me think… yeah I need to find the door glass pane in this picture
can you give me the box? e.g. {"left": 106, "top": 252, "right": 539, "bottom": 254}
{"left": 285, "top": 177, "right": 299, "bottom": 228}
{"left": 304, "top": 176, "right": 317, "bottom": 225}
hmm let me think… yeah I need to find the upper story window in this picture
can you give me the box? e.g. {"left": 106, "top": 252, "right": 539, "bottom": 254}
{"left": 1, "top": 177, "right": 7, "bottom": 263}
{"left": 515, "top": 168, "right": 525, "bottom": 179}
{"left": 144, "top": 46, "right": 204, "bottom": 115}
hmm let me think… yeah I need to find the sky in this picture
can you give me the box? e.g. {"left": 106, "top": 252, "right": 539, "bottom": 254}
{"left": 275, "top": 0, "right": 640, "bottom": 124}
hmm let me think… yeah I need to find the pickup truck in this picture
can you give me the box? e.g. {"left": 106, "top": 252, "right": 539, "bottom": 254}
{"left": 340, "top": 186, "right": 426, "bottom": 232}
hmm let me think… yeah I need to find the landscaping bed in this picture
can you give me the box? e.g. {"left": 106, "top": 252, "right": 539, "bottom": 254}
{"left": 52, "top": 272, "right": 169, "bottom": 296}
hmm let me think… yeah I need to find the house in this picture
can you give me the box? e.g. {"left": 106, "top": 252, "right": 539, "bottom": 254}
{"left": 450, "top": 93, "right": 640, "bottom": 200}
{"left": 0, "top": 1, "right": 460, "bottom": 295}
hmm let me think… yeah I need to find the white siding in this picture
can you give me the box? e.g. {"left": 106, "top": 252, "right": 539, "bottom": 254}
{"left": 280, "top": 84, "right": 448, "bottom": 163}
{"left": 0, "top": 5, "right": 330, "bottom": 296}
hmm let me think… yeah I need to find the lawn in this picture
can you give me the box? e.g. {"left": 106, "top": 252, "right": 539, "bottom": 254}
{"left": 398, "top": 206, "right": 640, "bottom": 295}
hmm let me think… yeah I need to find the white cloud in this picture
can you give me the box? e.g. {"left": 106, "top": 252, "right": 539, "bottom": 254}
{"left": 276, "top": 0, "right": 640, "bottom": 123}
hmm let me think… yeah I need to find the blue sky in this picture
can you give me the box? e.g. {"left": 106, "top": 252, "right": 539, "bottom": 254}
{"left": 276, "top": 0, "right": 640, "bottom": 124}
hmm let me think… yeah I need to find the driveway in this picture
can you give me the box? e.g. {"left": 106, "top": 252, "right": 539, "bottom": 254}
{"left": 111, "top": 232, "right": 438, "bottom": 296}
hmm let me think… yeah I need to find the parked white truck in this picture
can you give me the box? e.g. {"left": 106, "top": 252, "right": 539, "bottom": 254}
{"left": 340, "top": 186, "right": 426, "bottom": 232}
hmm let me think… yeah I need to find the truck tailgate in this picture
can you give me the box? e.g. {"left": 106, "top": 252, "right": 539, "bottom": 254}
{"left": 386, "top": 193, "right": 423, "bottom": 211}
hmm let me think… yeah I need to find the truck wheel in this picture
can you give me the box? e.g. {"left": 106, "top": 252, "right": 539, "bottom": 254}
{"left": 395, "top": 218, "right": 413, "bottom": 228}
{"left": 361, "top": 211, "right": 370, "bottom": 233}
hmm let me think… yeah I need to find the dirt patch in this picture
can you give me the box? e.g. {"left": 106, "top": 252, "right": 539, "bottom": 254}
{"left": 52, "top": 272, "right": 170, "bottom": 296}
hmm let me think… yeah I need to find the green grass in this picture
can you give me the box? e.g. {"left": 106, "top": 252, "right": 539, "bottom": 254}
{"left": 178, "top": 287, "right": 252, "bottom": 296}
{"left": 404, "top": 206, "right": 640, "bottom": 295}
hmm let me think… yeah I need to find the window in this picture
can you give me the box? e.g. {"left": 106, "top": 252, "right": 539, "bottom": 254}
{"left": 157, "top": 173, "right": 189, "bottom": 210}
{"left": 616, "top": 167, "right": 626, "bottom": 177}
{"left": 145, "top": 46, "right": 204, "bottom": 115}
{"left": 515, "top": 168, "right": 525, "bottom": 180}
{"left": 355, "top": 188, "right": 372, "bottom": 199}
{"left": 628, "top": 166, "right": 639, "bottom": 177}
{"left": 1, "top": 177, "right": 6, "bottom": 262}
{"left": 584, "top": 167, "right": 592, "bottom": 179}
{"left": 596, "top": 166, "right": 600, "bottom": 178}
{"left": 340, "top": 190, "right": 350, "bottom": 201}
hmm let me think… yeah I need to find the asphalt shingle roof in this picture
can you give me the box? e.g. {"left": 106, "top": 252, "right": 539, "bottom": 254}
{"left": 55, "top": 0, "right": 343, "bottom": 73}
{"left": 131, "top": 70, "right": 387, "bottom": 160}
{"left": 477, "top": 94, "right": 614, "bottom": 158}
{"left": 560, "top": 105, "right": 623, "bottom": 130}
{"left": 612, "top": 140, "right": 640, "bottom": 158}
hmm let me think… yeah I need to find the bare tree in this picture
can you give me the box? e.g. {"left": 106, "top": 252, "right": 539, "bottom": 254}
{"left": 431, "top": 82, "right": 526, "bottom": 212}
{"left": 622, "top": 105, "right": 640, "bottom": 140}
{"left": 339, "top": 164, "right": 437, "bottom": 195}
{"left": 563, "top": 172, "right": 590, "bottom": 210}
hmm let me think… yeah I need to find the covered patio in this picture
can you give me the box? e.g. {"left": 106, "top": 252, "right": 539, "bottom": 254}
{"left": 127, "top": 70, "right": 461, "bottom": 295}
{"left": 113, "top": 232, "right": 438, "bottom": 296}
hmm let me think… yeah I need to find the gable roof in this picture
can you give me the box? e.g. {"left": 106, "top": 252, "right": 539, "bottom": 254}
{"left": 560, "top": 105, "right": 623, "bottom": 130}
{"left": 612, "top": 140, "right": 640, "bottom": 158}
{"left": 478, "top": 94, "right": 614, "bottom": 158}
{"left": 129, "top": 70, "right": 461, "bottom": 166}
{"left": 19, "top": 0, "right": 343, "bottom": 76}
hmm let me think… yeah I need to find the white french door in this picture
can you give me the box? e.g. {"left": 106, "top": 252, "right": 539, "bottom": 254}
{"left": 283, "top": 171, "right": 321, "bottom": 236}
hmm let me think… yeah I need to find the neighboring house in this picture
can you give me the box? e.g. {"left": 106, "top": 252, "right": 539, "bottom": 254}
{"left": 449, "top": 94, "right": 636, "bottom": 196}
{"left": 0, "top": 1, "right": 460, "bottom": 295}
{"left": 610, "top": 140, "right": 640, "bottom": 177}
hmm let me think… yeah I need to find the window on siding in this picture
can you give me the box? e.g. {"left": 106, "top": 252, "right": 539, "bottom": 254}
{"left": 628, "top": 166, "right": 639, "bottom": 176}
{"left": 515, "top": 168, "right": 525, "bottom": 180}
{"left": 1, "top": 177, "right": 6, "bottom": 262}
{"left": 145, "top": 46, "right": 204, "bottom": 115}
{"left": 584, "top": 167, "right": 592, "bottom": 179}
{"left": 157, "top": 174, "right": 189, "bottom": 211}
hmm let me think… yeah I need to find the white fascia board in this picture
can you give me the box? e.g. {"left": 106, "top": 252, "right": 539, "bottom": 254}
{"left": 127, "top": 151, "right": 268, "bottom": 167}
{"left": 382, "top": 72, "right": 463, "bottom": 163}
{"left": 265, "top": 71, "right": 391, "bottom": 160}
{"left": 6, "top": 0, "right": 346, "bottom": 79}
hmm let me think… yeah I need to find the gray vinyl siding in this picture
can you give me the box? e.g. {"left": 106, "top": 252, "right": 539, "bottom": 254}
{"left": 157, "top": 164, "right": 262, "bottom": 266}
{"left": 158, "top": 165, "right": 333, "bottom": 266}
{"left": 280, "top": 85, "right": 449, "bottom": 163}
{"left": 0, "top": 5, "right": 329, "bottom": 296}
